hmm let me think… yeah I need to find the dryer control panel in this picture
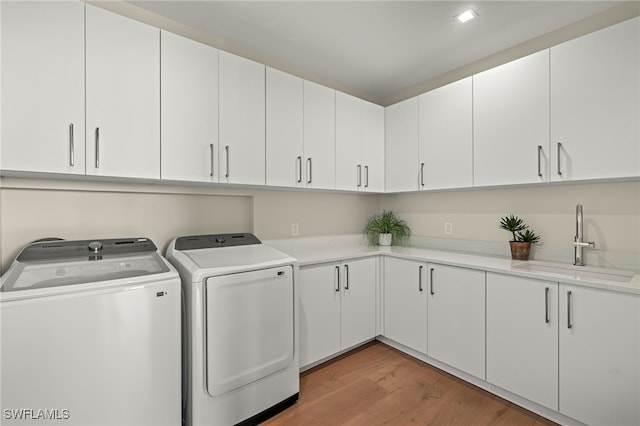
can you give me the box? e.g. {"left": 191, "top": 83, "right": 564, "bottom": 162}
{"left": 175, "top": 233, "right": 261, "bottom": 251}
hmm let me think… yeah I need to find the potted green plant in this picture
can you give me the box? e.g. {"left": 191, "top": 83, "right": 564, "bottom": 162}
{"left": 499, "top": 215, "right": 541, "bottom": 260}
{"left": 365, "top": 210, "right": 411, "bottom": 246}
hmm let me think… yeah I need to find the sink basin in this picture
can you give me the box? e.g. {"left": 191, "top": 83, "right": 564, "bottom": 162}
{"left": 513, "top": 262, "right": 636, "bottom": 283}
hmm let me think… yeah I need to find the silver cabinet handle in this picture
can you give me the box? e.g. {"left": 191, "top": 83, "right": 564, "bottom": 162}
{"left": 418, "top": 265, "right": 423, "bottom": 292}
{"left": 357, "top": 165, "right": 362, "bottom": 188}
{"left": 209, "top": 143, "right": 215, "bottom": 177}
{"left": 557, "top": 142, "right": 563, "bottom": 176}
{"left": 344, "top": 264, "right": 350, "bottom": 290}
{"left": 95, "top": 127, "right": 100, "bottom": 168}
{"left": 420, "top": 162, "right": 425, "bottom": 187}
{"left": 69, "top": 123, "right": 75, "bottom": 167}
{"left": 296, "top": 156, "right": 302, "bottom": 183}
{"left": 545, "top": 287, "right": 550, "bottom": 324}
{"left": 364, "top": 165, "right": 369, "bottom": 188}
{"left": 307, "top": 158, "right": 312, "bottom": 184}
{"left": 429, "top": 267, "right": 435, "bottom": 295}
{"left": 335, "top": 265, "right": 340, "bottom": 292}
{"left": 537, "top": 145, "right": 542, "bottom": 177}
{"left": 225, "top": 145, "right": 230, "bottom": 178}
{"left": 567, "top": 290, "right": 573, "bottom": 329}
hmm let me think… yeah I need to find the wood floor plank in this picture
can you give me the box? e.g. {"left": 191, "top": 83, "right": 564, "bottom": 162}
{"left": 264, "top": 342, "right": 557, "bottom": 426}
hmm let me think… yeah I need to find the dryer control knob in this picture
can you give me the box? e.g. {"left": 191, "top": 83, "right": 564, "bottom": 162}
{"left": 215, "top": 237, "right": 226, "bottom": 244}
{"left": 88, "top": 241, "right": 103, "bottom": 253}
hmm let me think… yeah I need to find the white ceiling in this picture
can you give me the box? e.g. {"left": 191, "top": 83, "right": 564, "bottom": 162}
{"left": 127, "top": 1, "right": 624, "bottom": 105}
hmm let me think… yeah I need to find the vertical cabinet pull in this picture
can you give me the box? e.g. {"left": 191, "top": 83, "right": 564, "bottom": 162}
{"left": 429, "top": 268, "right": 435, "bottom": 295}
{"left": 420, "top": 163, "right": 425, "bottom": 187}
{"left": 364, "top": 166, "right": 369, "bottom": 188}
{"left": 344, "top": 264, "right": 350, "bottom": 290}
{"left": 94, "top": 127, "right": 100, "bottom": 168}
{"left": 307, "top": 158, "right": 312, "bottom": 184}
{"left": 537, "top": 145, "right": 543, "bottom": 177}
{"left": 296, "top": 156, "right": 302, "bottom": 183}
{"left": 69, "top": 123, "right": 75, "bottom": 167}
{"left": 567, "top": 290, "right": 573, "bottom": 329}
{"left": 544, "top": 287, "right": 550, "bottom": 324}
{"left": 557, "top": 142, "right": 563, "bottom": 176}
{"left": 335, "top": 265, "right": 340, "bottom": 292}
{"left": 418, "top": 265, "right": 423, "bottom": 292}
{"left": 209, "top": 143, "right": 215, "bottom": 177}
{"left": 225, "top": 145, "right": 230, "bottom": 178}
{"left": 357, "top": 165, "right": 362, "bottom": 188}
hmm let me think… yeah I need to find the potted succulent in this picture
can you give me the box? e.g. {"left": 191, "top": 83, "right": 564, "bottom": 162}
{"left": 365, "top": 210, "right": 411, "bottom": 246}
{"left": 499, "top": 215, "right": 541, "bottom": 260}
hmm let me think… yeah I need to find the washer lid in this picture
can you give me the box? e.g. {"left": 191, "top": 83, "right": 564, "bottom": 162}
{"left": 1, "top": 238, "right": 170, "bottom": 292}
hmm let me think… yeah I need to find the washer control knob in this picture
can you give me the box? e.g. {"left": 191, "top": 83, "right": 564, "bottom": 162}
{"left": 215, "top": 237, "right": 226, "bottom": 245}
{"left": 88, "top": 241, "right": 103, "bottom": 253}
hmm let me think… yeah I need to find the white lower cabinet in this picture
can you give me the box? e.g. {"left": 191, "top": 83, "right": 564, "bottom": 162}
{"left": 383, "top": 257, "right": 428, "bottom": 354}
{"left": 427, "top": 264, "right": 485, "bottom": 379}
{"left": 299, "top": 257, "right": 376, "bottom": 368}
{"left": 559, "top": 284, "right": 640, "bottom": 426}
{"left": 486, "top": 273, "right": 559, "bottom": 411}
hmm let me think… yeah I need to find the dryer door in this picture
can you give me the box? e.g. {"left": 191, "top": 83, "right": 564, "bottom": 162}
{"left": 205, "top": 265, "right": 294, "bottom": 396}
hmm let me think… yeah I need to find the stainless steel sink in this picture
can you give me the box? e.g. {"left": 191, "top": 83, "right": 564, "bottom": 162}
{"left": 513, "top": 262, "right": 636, "bottom": 283}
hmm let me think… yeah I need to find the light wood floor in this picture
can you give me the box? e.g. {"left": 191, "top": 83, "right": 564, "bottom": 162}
{"left": 263, "top": 341, "right": 557, "bottom": 426}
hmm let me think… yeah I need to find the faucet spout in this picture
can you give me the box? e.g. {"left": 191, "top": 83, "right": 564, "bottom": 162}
{"left": 573, "top": 204, "right": 595, "bottom": 266}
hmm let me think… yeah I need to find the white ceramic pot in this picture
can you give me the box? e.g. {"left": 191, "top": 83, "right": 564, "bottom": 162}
{"left": 379, "top": 233, "right": 392, "bottom": 246}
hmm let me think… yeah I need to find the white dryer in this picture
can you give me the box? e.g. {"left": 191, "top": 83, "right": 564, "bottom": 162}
{"left": 0, "top": 237, "right": 181, "bottom": 426}
{"left": 166, "top": 233, "right": 299, "bottom": 426}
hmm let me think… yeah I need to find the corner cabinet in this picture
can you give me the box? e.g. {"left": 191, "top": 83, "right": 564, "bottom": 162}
{"left": 473, "top": 50, "right": 550, "bottom": 187}
{"left": 299, "top": 257, "right": 376, "bottom": 368}
{"left": 1, "top": 1, "right": 85, "bottom": 175}
{"left": 85, "top": 5, "right": 160, "bottom": 179}
{"left": 486, "top": 273, "right": 559, "bottom": 411}
{"left": 383, "top": 256, "right": 428, "bottom": 353}
{"left": 550, "top": 17, "right": 640, "bottom": 181}
{"left": 384, "top": 98, "right": 419, "bottom": 193}
{"left": 559, "top": 284, "right": 640, "bottom": 426}
{"left": 160, "top": 31, "right": 219, "bottom": 183}
{"left": 219, "top": 51, "right": 266, "bottom": 185}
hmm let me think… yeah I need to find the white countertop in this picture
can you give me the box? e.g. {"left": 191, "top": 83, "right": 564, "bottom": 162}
{"left": 265, "top": 235, "right": 640, "bottom": 295}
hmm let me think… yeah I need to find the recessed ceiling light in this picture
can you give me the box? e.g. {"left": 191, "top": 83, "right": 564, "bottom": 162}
{"left": 456, "top": 9, "right": 478, "bottom": 23}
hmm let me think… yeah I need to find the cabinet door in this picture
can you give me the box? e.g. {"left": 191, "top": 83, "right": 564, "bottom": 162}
{"left": 418, "top": 78, "right": 472, "bottom": 190}
{"left": 161, "top": 31, "right": 218, "bottom": 182}
{"left": 427, "top": 264, "right": 485, "bottom": 379}
{"left": 299, "top": 264, "right": 341, "bottom": 367}
{"left": 383, "top": 257, "right": 427, "bottom": 354}
{"left": 335, "top": 92, "right": 363, "bottom": 191}
{"left": 385, "top": 97, "right": 419, "bottom": 192}
{"left": 551, "top": 17, "right": 640, "bottom": 181}
{"left": 1, "top": 1, "right": 85, "bottom": 174}
{"left": 473, "top": 50, "right": 549, "bottom": 186}
{"left": 219, "top": 51, "right": 266, "bottom": 185}
{"left": 266, "top": 68, "right": 304, "bottom": 188}
{"left": 486, "top": 273, "right": 558, "bottom": 410}
{"left": 362, "top": 101, "right": 385, "bottom": 192}
{"left": 86, "top": 5, "right": 160, "bottom": 179}
{"left": 303, "top": 81, "right": 335, "bottom": 189}
{"left": 341, "top": 258, "right": 376, "bottom": 349}
{"left": 559, "top": 285, "right": 640, "bottom": 426}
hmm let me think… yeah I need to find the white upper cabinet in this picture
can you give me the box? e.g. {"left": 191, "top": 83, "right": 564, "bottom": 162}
{"left": 385, "top": 97, "right": 419, "bottom": 192}
{"left": 85, "top": 5, "right": 160, "bottom": 179}
{"left": 1, "top": 1, "right": 85, "bottom": 175}
{"left": 473, "top": 50, "right": 550, "bottom": 187}
{"left": 219, "top": 51, "right": 266, "bottom": 185}
{"left": 335, "top": 92, "right": 363, "bottom": 191}
{"left": 303, "top": 80, "right": 335, "bottom": 190}
{"left": 551, "top": 17, "right": 640, "bottom": 181}
{"left": 266, "top": 68, "right": 304, "bottom": 188}
{"left": 361, "top": 101, "right": 385, "bottom": 192}
{"left": 161, "top": 31, "right": 218, "bottom": 183}
{"left": 418, "top": 78, "right": 473, "bottom": 190}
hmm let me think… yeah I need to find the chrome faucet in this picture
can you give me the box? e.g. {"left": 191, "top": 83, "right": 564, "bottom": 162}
{"left": 573, "top": 204, "right": 595, "bottom": 266}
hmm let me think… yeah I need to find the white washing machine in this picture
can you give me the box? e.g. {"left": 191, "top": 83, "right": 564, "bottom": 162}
{"left": 165, "top": 233, "right": 299, "bottom": 426}
{"left": 0, "top": 237, "right": 181, "bottom": 426}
